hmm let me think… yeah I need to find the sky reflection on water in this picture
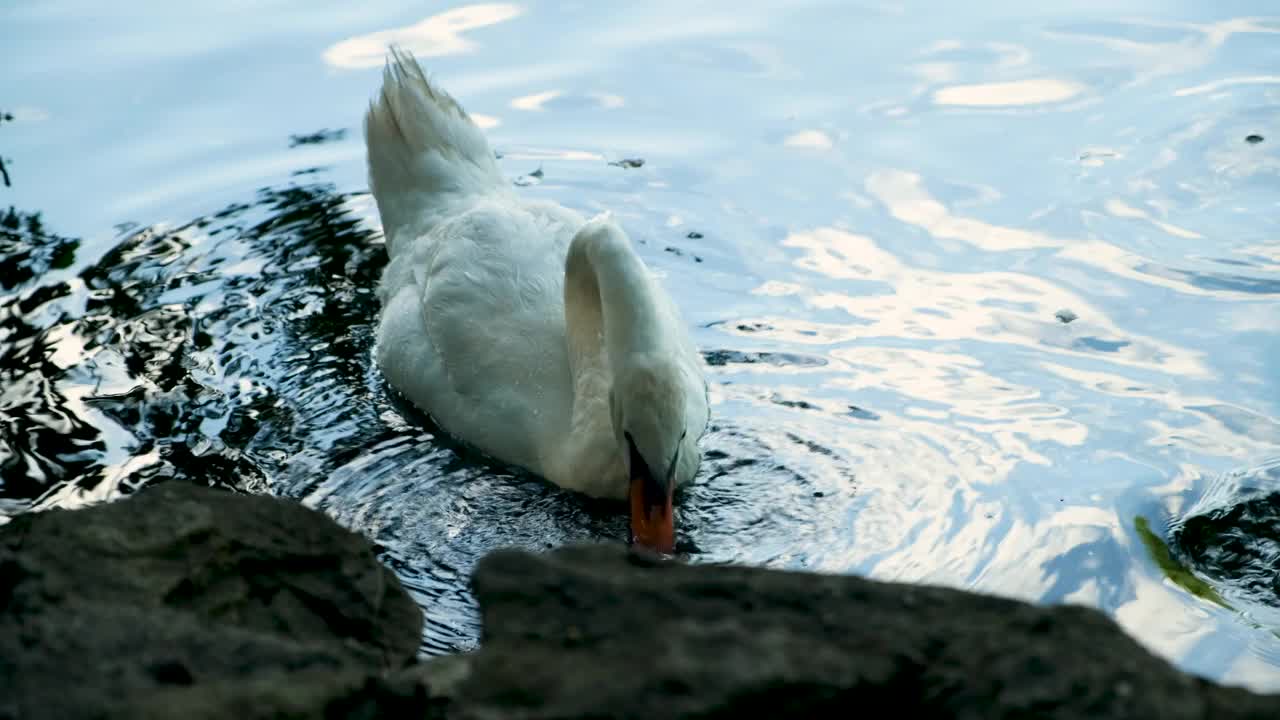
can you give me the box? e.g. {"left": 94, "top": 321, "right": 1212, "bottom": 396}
{"left": 2, "top": 0, "right": 1279, "bottom": 691}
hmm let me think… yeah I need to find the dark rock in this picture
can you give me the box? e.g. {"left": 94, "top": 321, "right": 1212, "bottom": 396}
{"left": 8, "top": 485, "right": 1279, "bottom": 720}
{"left": 1171, "top": 459, "right": 1280, "bottom": 612}
{"left": 0, "top": 481, "right": 430, "bottom": 719}
{"left": 431, "top": 542, "right": 1279, "bottom": 719}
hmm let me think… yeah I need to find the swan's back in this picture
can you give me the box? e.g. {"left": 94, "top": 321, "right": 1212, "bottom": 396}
{"left": 382, "top": 201, "right": 585, "bottom": 471}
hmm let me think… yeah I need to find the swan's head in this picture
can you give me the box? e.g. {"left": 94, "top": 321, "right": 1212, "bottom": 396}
{"left": 611, "top": 359, "right": 695, "bottom": 554}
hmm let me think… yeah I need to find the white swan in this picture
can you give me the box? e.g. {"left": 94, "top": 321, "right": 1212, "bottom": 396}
{"left": 363, "top": 47, "right": 709, "bottom": 552}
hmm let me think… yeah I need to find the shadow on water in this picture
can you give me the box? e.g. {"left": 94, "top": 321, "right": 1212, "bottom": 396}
{"left": 0, "top": 207, "right": 95, "bottom": 502}
{"left": 0, "top": 179, "right": 384, "bottom": 510}
{"left": 0, "top": 130, "right": 401, "bottom": 520}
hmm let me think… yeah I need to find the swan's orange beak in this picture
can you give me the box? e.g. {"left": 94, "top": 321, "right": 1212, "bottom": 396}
{"left": 628, "top": 447, "right": 674, "bottom": 554}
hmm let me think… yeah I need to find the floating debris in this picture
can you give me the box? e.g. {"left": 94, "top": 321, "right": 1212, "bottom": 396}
{"left": 608, "top": 158, "right": 645, "bottom": 169}
{"left": 700, "top": 349, "right": 827, "bottom": 368}
{"left": 0, "top": 111, "right": 11, "bottom": 187}
{"left": 288, "top": 128, "right": 347, "bottom": 148}
{"left": 514, "top": 166, "right": 544, "bottom": 186}
{"left": 846, "top": 405, "right": 881, "bottom": 421}
{"left": 1245, "top": 134, "right": 1265, "bottom": 145}
{"left": 1078, "top": 149, "right": 1119, "bottom": 163}
{"left": 1054, "top": 308, "right": 1078, "bottom": 324}
{"left": 663, "top": 246, "right": 702, "bottom": 263}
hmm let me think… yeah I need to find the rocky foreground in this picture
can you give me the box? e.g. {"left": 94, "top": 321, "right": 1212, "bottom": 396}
{"left": 2, "top": 482, "right": 1276, "bottom": 719}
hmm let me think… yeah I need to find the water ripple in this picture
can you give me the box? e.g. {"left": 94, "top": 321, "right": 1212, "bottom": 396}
{"left": 2, "top": 0, "right": 1278, "bottom": 690}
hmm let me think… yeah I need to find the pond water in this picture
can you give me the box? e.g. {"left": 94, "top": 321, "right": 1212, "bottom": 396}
{"left": 4, "top": 0, "right": 1279, "bottom": 690}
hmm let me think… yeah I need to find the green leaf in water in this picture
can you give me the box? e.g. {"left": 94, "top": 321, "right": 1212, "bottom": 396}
{"left": 1134, "top": 515, "right": 1232, "bottom": 609}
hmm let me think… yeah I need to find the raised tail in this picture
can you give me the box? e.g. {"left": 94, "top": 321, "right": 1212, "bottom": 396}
{"left": 364, "top": 46, "right": 507, "bottom": 257}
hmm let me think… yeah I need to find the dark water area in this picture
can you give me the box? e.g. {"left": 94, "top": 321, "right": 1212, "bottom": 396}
{"left": 3, "top": 0, "right": 1280, "bottom": 689}
{"left": 1171, "top": 460, "right": 1280, "bottom": 625}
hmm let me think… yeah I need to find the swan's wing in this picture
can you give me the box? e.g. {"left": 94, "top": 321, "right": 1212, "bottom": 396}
{"left": 376, "top": 278, "right": 449, "bottom": 408}
{"left": 408, "top": 203, "right": 578, "bottom": 469}
{"left": 420, "top": 206, "right": 564, "bottom": 396}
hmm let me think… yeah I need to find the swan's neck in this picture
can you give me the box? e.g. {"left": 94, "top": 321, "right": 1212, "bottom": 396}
{"left": 564, "top": 221, "right": 663, "bottom": 382}
{"left": 550, "top": 220, "right": 663, "bottom": 495}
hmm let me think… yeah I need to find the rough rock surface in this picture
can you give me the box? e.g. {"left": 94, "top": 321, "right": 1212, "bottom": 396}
{"left": 6, "top": 482, "right": 1279, "bottom": 719}
{"left": 434, "top": 543, "right": 1280, "bottom": 720}
{"left": 0, "top": 481, "right": 428, "bottom": 720}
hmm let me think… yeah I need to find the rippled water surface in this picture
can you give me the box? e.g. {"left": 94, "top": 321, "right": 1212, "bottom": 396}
{"left": 4, "top": 1, "right": 1279, "bottom": 689}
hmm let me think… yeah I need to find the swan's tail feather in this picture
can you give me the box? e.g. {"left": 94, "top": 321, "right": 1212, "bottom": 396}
{"left": 364, "top": 45, "right": 506, "bottom": 256}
